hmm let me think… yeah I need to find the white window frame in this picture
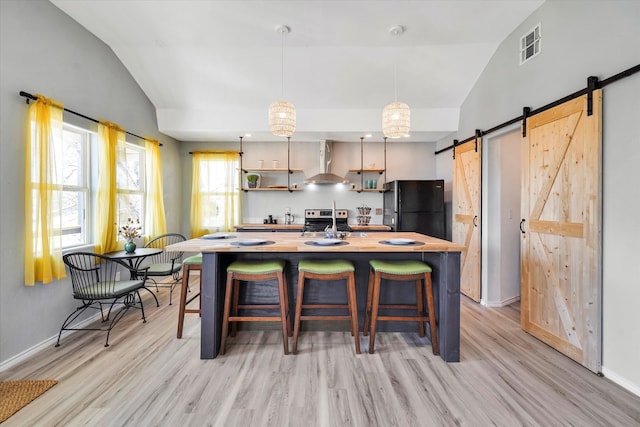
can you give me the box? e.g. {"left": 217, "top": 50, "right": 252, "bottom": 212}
{"left": 116, "top": 142, "right": 147, "bottom": 235}
{"left": 58, "top": 123, "right": 91, "bottom": 249}
{"left": 198, "top": 157, "right": 239, "bottom": 231}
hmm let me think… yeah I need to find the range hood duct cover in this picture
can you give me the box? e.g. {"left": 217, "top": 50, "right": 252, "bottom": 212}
{"left": 305, "top": 140, "right": 349, "bottom": 185}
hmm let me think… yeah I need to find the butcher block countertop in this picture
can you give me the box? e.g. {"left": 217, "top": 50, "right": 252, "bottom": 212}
{"left": 167, "top": 231, "right": 462, "bottom": 253}
{"left": 234, "top": 223, "right": 392, "bottom": 231}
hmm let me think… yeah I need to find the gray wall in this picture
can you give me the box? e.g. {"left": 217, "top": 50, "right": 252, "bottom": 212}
{"left": 0, "top": 0, "right": 182, "bottom": 363}
{"left": 435, "top": 0, "right": 640, "bottom": 393}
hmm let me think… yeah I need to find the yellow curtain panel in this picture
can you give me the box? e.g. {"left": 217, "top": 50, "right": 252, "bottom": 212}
{"left": 94, "top": 121, "right": 126, "bottom": 254}
{"left": 190, "top": 151, "right": 240, "bottom": 237}
{"left": 24, "top": 95, "right": 67, "bottom": 285}
{"left": 144, "top": 138, "right": 167, "bottom": 240}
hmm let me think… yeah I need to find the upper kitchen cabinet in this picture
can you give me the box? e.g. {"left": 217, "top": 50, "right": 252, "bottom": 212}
{"left": 240, "top": 138, "right": 303, "bottom": 192}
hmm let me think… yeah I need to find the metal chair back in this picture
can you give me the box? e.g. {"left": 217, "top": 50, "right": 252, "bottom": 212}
{"left": 63, "top": 252, "right": 143, "bottom": 300}
{"left": 142, "top": 233, "right": 187, "bottom": 271}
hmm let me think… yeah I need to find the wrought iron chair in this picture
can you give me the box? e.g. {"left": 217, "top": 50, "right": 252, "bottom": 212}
{"left": 139, "top": 233, "right": 187, "bottom": 305}
{"left": 56, "top": 252, "right": 149, "bottom": 347}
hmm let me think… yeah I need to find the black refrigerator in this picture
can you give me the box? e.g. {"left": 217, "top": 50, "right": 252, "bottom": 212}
{"left": 383, "top": 180, "right": 446, "bottom": 239}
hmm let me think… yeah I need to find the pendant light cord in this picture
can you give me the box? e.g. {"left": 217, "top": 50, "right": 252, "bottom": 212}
{"left": 394, "top": 62, "right": 398, "bottom": 102}
{"left": 280, "top": 29, "right": 285, "bottom": 98}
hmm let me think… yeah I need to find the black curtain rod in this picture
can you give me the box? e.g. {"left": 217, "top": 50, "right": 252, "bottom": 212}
{"left": 19, "top": 91, "right": 162, "bottom": 146}
{"left": 434, "top": 63, "right": 640, "bottom": 155}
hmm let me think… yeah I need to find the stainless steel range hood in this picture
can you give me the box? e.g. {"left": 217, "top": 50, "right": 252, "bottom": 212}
{"left": 305, "top": 140, "right": 349, "bottom": 185}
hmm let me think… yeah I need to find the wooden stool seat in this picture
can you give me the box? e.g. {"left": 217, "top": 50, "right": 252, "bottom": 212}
{"left": 364, "top": 259, "right": 438, "bottom": 355}
{"left": 176, "top": 253, "right": 202, "bottom": 338}
{"left": 293, "top": 259, "right": 360, "bottom": 354}
{"left": 221, "top": 259, "right": 291, "bottom": 355}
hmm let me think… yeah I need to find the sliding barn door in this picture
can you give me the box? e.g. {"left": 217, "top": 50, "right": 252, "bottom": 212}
{"left": 521, "top": 91, "right": 602, "bottom": 373}
{"left": 453, "top": 138, "right": 482, "bottom": 302}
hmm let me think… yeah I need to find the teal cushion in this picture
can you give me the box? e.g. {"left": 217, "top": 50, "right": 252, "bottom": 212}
{"left": 183, "top": 254, "right": 202, "bottom": 265}
{"left": 299, "top": 259, "right": 354, "bottom": 274}
{"left": 369, "top": 259, "right": 432, "bottom": 275}
{"left": 227, "top": 259, "right": 285, "bottom": 275}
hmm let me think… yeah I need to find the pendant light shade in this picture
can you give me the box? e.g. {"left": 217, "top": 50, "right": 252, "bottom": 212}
{"left": 382, "top": 25, "right": 410, "bottom": 139}
{"left": 269, "top": 25, "right": 296, "bottom": 137}
{"left": 269, "top": 100, "right": 296, "bottom": 137}
{"left": 382, "top": 101, "right": 410, "bottom": 138}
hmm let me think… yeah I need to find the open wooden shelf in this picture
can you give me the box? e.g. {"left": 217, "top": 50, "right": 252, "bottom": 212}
{"left": 242, "top": 168, "right": 303, "bottom": 173}
{"left": 242, "top": 187, "right": 303, "bottom": 192}
{"left": 348, "top": 168, "right": 385, "bottom": 174}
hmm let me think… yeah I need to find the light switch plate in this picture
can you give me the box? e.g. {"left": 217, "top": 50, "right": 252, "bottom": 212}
{"left": 375, "top": 208, "right": 382, "bottom": 215}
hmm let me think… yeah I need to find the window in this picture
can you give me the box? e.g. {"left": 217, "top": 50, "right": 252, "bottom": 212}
{"left": 116, "top": 143, "right": 146, "bottom": 233}
{"left": 48, "top": 125, "right": 147, "bottom": 249}
{"left": 54, "top": 124, "right": 90, "bottom": 248}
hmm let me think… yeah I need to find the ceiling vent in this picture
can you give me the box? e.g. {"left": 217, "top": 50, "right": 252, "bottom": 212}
{"left": 520, "top": 23, "right": 541, "bottom": 65}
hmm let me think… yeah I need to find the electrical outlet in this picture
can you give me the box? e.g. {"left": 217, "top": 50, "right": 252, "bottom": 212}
{"left": 375, "top": 208, "right": 382, "bottom": 215}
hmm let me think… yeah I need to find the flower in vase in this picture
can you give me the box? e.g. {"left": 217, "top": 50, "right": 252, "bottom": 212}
{"left": 118, "top": 217, "right": 142, "bottom": 241}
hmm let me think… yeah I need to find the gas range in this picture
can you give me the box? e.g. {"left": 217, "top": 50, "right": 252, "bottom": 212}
{"left": 303, "top": 209, "right": 351, "bottom": 232}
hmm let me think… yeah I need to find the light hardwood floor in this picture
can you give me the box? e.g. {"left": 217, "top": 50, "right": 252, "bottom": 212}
{"left": 2, "top": 276, "right": 639, "bottom": 426}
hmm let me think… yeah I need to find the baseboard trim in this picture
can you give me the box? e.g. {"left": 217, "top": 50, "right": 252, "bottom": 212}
{"left": 482, "top": 295, "right": 520, "bottom": 308}
{"left": 0, "top": 312, "right": 101, "bottom": 372}
{"left": 601, "top": 367, "right": 640, "bottom": 397}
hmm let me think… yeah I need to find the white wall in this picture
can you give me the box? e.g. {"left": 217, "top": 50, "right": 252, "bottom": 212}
{"left": 435, "top": 0, "right": 640, "bottom": 394}
{"left": 0, "top": 0, "right": 181, "bottom": 364}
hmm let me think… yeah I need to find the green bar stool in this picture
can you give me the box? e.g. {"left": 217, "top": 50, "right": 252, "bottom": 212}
{"left": 293, "top": 259, "right": 360, "bottom": 354}
{"left": 220, "top": 259, "right": 291, "bottom": 355}
{"left": 177, "top": 253, "right": 202, "bottom": 338}
{"left": 364, "top": 259, "right": 438, "bottom": 355}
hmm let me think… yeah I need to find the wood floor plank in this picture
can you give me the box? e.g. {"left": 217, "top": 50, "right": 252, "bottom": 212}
{"left": 1, "top": 277, "right": 639, "bottom": 426}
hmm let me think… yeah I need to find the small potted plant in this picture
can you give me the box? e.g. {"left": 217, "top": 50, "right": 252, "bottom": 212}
{"left": 246, "top": 173, "right": 260, "bottom": 188}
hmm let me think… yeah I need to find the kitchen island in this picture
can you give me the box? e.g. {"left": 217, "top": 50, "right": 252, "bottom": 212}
{"left": 166, "top": 231, "right": 462, "bottom": 362}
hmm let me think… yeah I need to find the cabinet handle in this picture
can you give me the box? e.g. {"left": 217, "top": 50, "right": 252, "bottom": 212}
{"left": 473, "top": 215, "right": 478, "bottom": 227}
{"left": 520, "top": 219, "right": 526, "bottom": 234}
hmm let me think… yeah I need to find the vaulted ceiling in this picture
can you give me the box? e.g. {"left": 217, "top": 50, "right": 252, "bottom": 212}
{"left": 50, "top": 0, "right": 544, "bottom": 143}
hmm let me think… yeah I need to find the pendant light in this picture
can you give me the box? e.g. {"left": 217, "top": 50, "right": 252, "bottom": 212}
{"left": 382, "top": 25, "right": 410, "bottom": 139}
{"left": 269, "top": 25, "right": 296, "bottom": 137}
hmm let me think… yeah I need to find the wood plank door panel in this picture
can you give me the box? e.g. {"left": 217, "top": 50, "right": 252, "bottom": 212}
{"left": 453, "top": 138, "right": 481, "bottom": 302}
{"left": 521, "top": 91, "right": 602, "bottom": 373}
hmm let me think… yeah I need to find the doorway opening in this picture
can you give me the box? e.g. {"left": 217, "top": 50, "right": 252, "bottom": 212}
{"left": 480, "top": 127, "right": 521, "bottom": 307}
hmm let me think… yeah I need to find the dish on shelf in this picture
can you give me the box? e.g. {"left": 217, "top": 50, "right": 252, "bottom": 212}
{"left": 384, "top": 238, "right": 415, "bottom": 245}
{"left": 201, "top": 233, "right": 234, "bottom": 239}
{"left": 312, "top": 239, "right": 343, "bottom": 246}
{"left": 237, "top": 238, "right": 268, "bottom": 246}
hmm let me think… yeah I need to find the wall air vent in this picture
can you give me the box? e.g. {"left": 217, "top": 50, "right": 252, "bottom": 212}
{"left": 520, "top": 23, "right": 541, "bottom": 65}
